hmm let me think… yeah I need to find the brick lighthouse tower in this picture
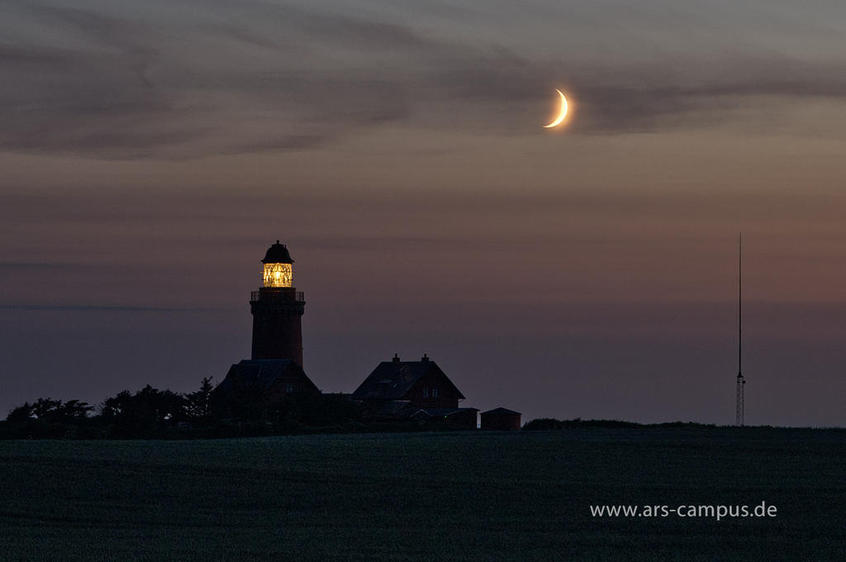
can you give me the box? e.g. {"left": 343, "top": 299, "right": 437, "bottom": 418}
{"left": 213, "top": 242, "right": 318, "bottom": 409}
{"left": 249, "top": 241, "right": 305, "bottom": 366}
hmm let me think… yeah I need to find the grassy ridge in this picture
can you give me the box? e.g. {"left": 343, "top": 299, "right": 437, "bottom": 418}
{"left": 0, "top": 427, "right": 844, "bottom": 560}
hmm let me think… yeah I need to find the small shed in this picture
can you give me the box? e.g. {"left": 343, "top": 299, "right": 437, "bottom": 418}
{"left": 480, "top": 407, "right": 522, "bottom": 430}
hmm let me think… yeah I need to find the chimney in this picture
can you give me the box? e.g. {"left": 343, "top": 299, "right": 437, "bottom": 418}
{"left": 393, "top": 353, "right": 400, "bottom": 363}
{"left": 421, "top": 353, "right": 429, "bottom": 362}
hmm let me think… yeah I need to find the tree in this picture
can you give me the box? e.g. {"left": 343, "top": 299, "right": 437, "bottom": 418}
{"left": 100, "top": 386, "right": 188, "bottom": 437}
{"left": 186, "top": 377, "right": 214, "bottom": 421}
{"left": 6, "top": 402, "right": 33, "bottom": 423}
{"left": 5, "top": 398, "right": 93, "bottom": 423}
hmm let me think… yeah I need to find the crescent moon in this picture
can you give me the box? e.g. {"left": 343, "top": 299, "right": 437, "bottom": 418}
{"left": 543, "top": 89, "right": 568, "bottom": 128}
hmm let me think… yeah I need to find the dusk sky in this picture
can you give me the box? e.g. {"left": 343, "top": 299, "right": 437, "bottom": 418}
{"left": 2, "top": 0, "right": 846, "bottom": 426}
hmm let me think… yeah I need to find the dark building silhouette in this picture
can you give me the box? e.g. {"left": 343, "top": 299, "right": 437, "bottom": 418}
{"left": 215, "top": 242, "right": 319, "bottom": 412}
{"left": 218, "top": 360, "right": 319, "bottom": 397}
{"left": 352, "top": 354, "right": 466, "bottom": 409}
{"left": 351, "top": 354, "right": 477, "bottom": 426}
{"left": 213, "top": 359, "right": 320, "bottom": 416}
{"left": 212, "top": 243, "right": 499, "bottom": 429}
{"left": 250, "top": 241, "right": 305, "bottom": 366}
{"left": 480, "top": 407, "right": 522, "bottom": 430}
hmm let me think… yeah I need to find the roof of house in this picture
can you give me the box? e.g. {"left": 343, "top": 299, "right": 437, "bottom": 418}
{"left": 481, "top": 407, "right": 522, "bottom": 416}
{"left": 215, "top": 359, "right": 319, "bottom": 394}
{"left": 351, "top": 356, "right": 465, "bottom": 401}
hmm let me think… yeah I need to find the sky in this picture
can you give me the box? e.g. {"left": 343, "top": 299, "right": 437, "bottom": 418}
{"left": 2, "top": 0, "right": 846, "bottom": 426}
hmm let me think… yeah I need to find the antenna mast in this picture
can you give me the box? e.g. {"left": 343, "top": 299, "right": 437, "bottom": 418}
{"left": 735, "top": 233, "right": 746, "bottom": 426}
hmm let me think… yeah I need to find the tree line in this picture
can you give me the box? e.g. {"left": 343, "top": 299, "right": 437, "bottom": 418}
{"left": 0, "top": 378, "right": 381, "bottom": 439}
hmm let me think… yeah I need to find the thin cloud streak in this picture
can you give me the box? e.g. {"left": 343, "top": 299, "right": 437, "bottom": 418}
{"left": 0, "top": 304, "right": 215, "bottom": 312}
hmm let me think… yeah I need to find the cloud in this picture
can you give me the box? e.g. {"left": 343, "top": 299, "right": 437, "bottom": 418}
{"left": 0, "top": 2, "right": 430, "bottom": 158}
{"left": 1, "top": 1, "right": 845, "bottom": 158}
{"left": 0, "top": 304, "right": 213, "bottom": 312}
{"left": 0, "top": 261, "right": 95, "bottom": 270}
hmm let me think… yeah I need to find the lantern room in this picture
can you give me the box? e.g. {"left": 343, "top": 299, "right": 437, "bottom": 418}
{"left": 261, "top": 240, "right": 294, "bottom": 288}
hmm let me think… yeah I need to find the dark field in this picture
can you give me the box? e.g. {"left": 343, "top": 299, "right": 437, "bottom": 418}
{"left": 0, "top": 427, "right": 844, "bottom": 561}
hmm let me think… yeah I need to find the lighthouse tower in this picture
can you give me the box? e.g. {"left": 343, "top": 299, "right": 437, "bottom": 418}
{"left": 249, "top": 241, "right": 305, "bottom": 366}
{"left": 213, "top": 241, "right": 318, "bottom": 410}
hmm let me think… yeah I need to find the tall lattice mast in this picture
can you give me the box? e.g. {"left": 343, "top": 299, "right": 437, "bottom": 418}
{"left": 735, "top": 234, "right": 746, "bottom": 426}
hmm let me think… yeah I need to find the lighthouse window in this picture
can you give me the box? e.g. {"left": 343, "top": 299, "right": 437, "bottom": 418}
{"left": 263, "top": 263, "right": 293, "bottom": 288}
{"left": 431, "top": 388, "right": 438, "bottom": 398}
{"left": 286, "top": 383, "right": 294, "bottom": 393}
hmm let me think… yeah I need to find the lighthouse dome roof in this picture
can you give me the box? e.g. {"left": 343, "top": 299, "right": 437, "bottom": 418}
{"left": 262, "top": 240, "right": 294, "bottom": 264}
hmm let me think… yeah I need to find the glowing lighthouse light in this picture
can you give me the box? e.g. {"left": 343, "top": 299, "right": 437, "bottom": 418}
{"left": 264, "top": 263, "right": 292, "bottom": 287}
{"left": 261, "top": 240, "right": 294, "bottom": 288}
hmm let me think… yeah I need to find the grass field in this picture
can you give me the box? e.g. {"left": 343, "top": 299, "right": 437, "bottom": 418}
{"left": 0, "top": 427, "right": 844, "bottom": 560}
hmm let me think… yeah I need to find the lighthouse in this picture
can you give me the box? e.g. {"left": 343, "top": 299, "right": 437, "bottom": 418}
{"left": 213, "top": 241, "right": 318, "bottom": 414}
{"left": 249, "top": 241, "right": 305, "bottom": 366}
